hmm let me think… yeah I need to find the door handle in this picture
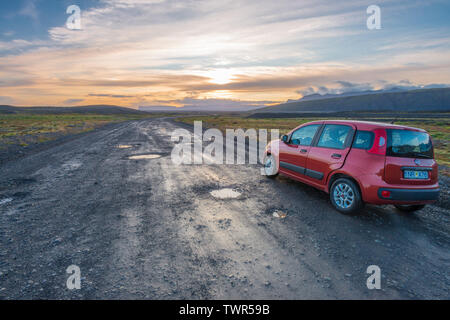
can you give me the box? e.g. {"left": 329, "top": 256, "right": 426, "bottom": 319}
{"left": 332, "top": 153, "right": 342, "bottom": 159}
{"left": 300, "top": 149, "right": 308, "bottom": 153}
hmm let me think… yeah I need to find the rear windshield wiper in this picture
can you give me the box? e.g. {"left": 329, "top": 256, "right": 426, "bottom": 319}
{"left": 410, "top": 152, "right": 433, "bottom": 159}
{"left": 393, "top": 151, "right": 433, "bottom": 159}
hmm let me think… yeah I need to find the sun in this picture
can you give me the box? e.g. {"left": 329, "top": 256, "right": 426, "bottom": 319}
{"left": 206, "top": 69, "right": 234, "bottom": 85}
{"left": 203, "top": 90, "right": 234, "bottom": 99}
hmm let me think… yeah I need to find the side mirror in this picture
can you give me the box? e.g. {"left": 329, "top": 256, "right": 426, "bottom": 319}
{"left": 281, "top": 135, "right": 289, "bottom": 143}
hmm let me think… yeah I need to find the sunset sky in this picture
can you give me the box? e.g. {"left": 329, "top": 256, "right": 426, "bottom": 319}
{"left": 0, "top": 0, "right": 450, "bottom": 109}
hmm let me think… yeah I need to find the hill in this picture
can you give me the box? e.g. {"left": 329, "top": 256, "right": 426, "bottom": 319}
{"left": 0, "top": 105, "right": 147, "bottom": 115}
{"left": 257, "top": 88, "right": 450, "bottom": 113}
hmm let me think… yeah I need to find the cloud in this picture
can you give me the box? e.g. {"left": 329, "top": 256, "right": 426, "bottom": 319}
{"left": 296, "top": 81, "right": 374, "bottom": 96}
{"left": 0, "top": 39, "right": 48, "bottom": 52}
{"left": 178, "top": 97, "right": 274, "bottom": 108}
{"left": 1, "top": 0, "right": 450, "bottom": 107}
{"left": 336, "top": 81, "right": 373, "bottom": 91}
{"left": 0, "top": 79, "right": 35, "bottom": 87}
{"left": 142, "top": 97, "right": 275, "bottom": 111}
{"left": 0, "top": 96, "right": 15, "bottom": 105}
{"left": 88, "top": 94, "right": 134, "bottom": 98}
{"left": 102, "top": 0, "right": 166, "bottom": 6}
{"left": 294, "top": 80, "right": 450, "bottom": 100}
{"left": 63, "top": 98, "right": 84, "bottom": 105}
{"left": 19, "top": 0, "right": 39, "bottom": 23}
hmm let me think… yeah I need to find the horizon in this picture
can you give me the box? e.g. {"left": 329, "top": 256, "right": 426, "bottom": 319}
{"left": 2, "top": 86, "right": 449, "bottom": 111}
{"left": 1, "top": 0, "right": 450, "bottom": 109}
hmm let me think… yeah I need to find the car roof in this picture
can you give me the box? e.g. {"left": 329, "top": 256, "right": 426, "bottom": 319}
{"left": 312, "top": 119, "right": 427, "bottom": 132}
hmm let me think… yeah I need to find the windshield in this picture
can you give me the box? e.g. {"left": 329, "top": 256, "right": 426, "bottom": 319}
{"left": 386, "top": 129, "right": 433, "bottom": 159}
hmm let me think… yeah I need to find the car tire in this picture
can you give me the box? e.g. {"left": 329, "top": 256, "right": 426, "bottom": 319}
{"left": 263, "top": 154, "right": 278, "bottom": 178}
{"left": 394, "top": 204, "right": 426, "bottom": 212}
{"left": 330, "top": 178, "right": 364, "bottom": 214}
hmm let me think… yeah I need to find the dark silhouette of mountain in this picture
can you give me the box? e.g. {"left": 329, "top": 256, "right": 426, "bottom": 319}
{"left": 140, "top": 105, "right": 264, "bottom": 112}
{"left": 0, "top": 105, "right": 17, "bottom": 114}
{"left": 258, "top": 88, "right": 450, "bottom": 113}
{"left": 0, "top": 105, "right": 147, "bottom": 115}
{"left": 290, "top": 87, "right": 410, "bottom": 102}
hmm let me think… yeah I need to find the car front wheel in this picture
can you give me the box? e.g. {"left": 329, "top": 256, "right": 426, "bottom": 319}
{"left": 263, "top": 154, "right": 278, "bottom": 178}
{"left": 330, "top": 178, "right": 364, "bottom": 214}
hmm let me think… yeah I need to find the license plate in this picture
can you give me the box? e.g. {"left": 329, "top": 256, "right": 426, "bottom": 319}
{"left": 404, "top": 170, "right": 428, "bottom": 179}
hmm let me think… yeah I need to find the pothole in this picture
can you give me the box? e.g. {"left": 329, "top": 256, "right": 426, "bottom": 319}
{"left": 128, "top": 154, "right": 162, "bottom": 160}
{"left": 62, "top": 160, "right": 82, "bottom": 171}
{"left": 272, "top": 210, "right": 287, "bottom": 219}
{"left": 210, "top": 188, "right": 241, "bottom": 199}
{"left": 0, "top": 198, "right": 13, "bottom": 206}
{"left": 117, "top": 145, "right": 133, "bottom": 149}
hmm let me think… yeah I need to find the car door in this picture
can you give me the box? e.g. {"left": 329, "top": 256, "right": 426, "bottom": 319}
{"left": 279, "top": 124, "right": 321, "bottom": 178}
{"left": 305, "top": 124, "right": 355, "bottom": 184}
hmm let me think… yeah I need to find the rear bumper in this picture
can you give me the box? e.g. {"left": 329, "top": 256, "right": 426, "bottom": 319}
{"left": 378, "top": 188, "right": 440, "bottom": 201}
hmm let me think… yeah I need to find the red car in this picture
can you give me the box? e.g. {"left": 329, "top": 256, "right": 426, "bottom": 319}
{"left": 263, "top": 120, "right": 440, "bottom": 214}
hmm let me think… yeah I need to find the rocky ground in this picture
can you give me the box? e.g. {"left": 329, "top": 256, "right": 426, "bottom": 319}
{"left": 0, "top": 118, "right": 448, "bottom": 299}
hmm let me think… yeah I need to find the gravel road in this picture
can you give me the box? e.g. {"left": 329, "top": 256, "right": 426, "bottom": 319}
{"left": 0, "top": 118, "right": 449, "bottom": 299}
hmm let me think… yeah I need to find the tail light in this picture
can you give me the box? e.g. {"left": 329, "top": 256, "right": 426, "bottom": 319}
{"left": 368, "top": 128, "right": 387, "bottom": 155}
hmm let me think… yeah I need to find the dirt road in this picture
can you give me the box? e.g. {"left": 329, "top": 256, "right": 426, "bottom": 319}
{"left": 0, "top": 118, "right": 448, "bottom": 299}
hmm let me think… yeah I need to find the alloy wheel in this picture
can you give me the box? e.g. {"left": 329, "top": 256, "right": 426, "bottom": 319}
{"left": 333, "top": 183, "right": 355, "bottom": 209}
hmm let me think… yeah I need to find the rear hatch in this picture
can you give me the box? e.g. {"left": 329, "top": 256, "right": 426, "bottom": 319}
{"left": 384, "top": 128, "right": 438, "bottom": 185}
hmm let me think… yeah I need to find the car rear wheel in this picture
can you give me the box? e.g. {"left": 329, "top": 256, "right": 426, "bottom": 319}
{"left": 263, "top": 154, "right": 278, "bottom": 178}
{"left": 330, "top": 178, "right": 364, "bottom": 214}
{"left": 394, "top": 204, "right": 426, "bottom": 212}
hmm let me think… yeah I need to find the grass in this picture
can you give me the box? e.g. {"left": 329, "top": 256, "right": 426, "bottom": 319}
{"left": 2, "top": 112, "right": 448, "bottom": 169}
{"left": 175, "top": 115, "right": 450, "bottom": 168}
{"left": 0, "top": 113, "right": 155, "bottom": 148}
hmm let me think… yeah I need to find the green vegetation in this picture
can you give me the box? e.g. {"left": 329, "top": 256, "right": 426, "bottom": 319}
{"left": 175, "top": 115, "right": 450, "bottom": 168}
{"left": 0, "top": 113, "right": 154, "bottom": 147}
{"left": 2, "top": 112, "right": 448, "bottom": 172}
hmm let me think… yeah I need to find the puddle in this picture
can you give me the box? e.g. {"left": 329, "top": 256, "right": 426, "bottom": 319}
{"left": 272, "top": 210, "right": 287, "bottom": 219}
{"left": 128, "top": 154, "right": 162, "bottom": 160}
{"left": 210, "top": 188, "right": 241, "bottom": 199}
{"left": 0, "top": 198, "right": 13, "bottom": 206}
{"left": 62, "top": 160, "right": 82, "bottom": 171}
{"left": 117, "top": 145, "right": 133, "bottom": 149}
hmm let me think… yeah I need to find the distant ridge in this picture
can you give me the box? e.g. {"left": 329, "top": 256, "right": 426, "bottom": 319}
{"left": 0, "top": 105, "right": 147, "bottom": 115}
{"left": 140, "top": 104, "right": 264, "bottom": 112}
{"left": 257, "top": 88, "right": 450, "bottom": 113}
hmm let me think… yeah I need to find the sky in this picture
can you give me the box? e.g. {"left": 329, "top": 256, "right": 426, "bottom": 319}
{"left": 0, "top": 0, "right": 450, "bottom": 108}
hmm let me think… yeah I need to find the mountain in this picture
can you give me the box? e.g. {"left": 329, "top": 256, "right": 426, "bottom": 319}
{"left": 257, "top": 88, "right": 450, "bottom": 113}
{"left": 291, "top": 87, "right": 409, "bottom": 102}
{"left": 0, "top": 105, "right": 147, "bottom": 115}
{"left": 140, "top": 104, "right": 264, "bottom": 112}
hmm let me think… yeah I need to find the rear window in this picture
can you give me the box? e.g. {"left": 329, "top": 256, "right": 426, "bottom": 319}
{"left": 386, "top": 129, "right": 433, "bottom": 159}
{"left": 352, "top": 130, "right": 374, "bottom": 150}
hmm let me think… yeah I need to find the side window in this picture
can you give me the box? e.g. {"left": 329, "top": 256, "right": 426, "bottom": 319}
{"left": 352, "top": 130, "right": 374, "bottom": 150}
{"left": 317, "top": 125, "right": 351, "bottom": 149}
{"left": 290, "top": 125, "right": 320, "bottom": 146}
